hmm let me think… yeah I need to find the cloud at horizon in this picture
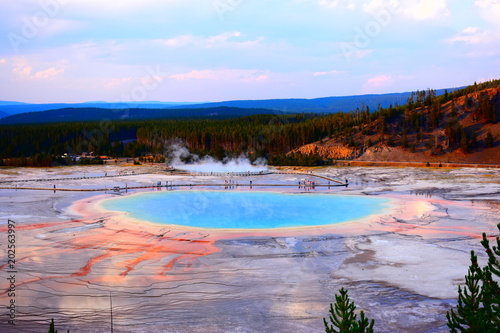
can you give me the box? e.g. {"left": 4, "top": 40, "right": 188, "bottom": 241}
{"left": 0, "top": 0, "right": 499, "bottom": 103}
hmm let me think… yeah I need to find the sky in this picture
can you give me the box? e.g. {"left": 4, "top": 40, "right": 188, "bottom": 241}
{"left": 0, "top": 0, "right": 499, "bottom": 103}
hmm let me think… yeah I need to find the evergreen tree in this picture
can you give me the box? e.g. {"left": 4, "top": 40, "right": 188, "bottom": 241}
{"left": 48, "top": 318, "right": 57, "bottom": 333}
{"left": 447, "top": 251, "right": 486, "bottom": 332}
{"left": 426, "top": 137, "right": 435, "bottom": 151}
{"left": 387, "top": 135, "right": 395, "bottom": 147}
{"left": 447, "top": 223, "right": 500, "bottom": 332}
{"left": 460, "top": 127, "right": 469, "bottom": 153}
{"left": 401, "top": 129, "right": 408, "bottom": 148}
{"left": 451, "top": 100, "right": 458, "bottom": 118}
{"left": 471, "top": 131, "right": 478, "bottom": 147}
{"left": 377, "top": 116, "right": 387, "bottom": 135}
{"left": 323, "top": 288, "right": 375, "bottom": 333}
{"left": 479, "top": 224, "right": 500, "bottom": 328}
{"left": 417, "top": 129, "right": 423, "bottom": 142}
{"left": 486, "top": 130, "right": 494, "bottom": 148}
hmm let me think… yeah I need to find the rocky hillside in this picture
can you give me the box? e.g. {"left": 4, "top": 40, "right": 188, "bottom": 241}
{"left": 290, "top": 84, "right": 500, "bottom": 164}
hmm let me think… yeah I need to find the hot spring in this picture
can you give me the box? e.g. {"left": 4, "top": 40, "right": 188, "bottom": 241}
{"left": 101, "top": 191, "right": 391, "bottom": 229}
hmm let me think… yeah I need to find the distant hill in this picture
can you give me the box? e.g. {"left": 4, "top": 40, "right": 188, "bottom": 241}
{"left": 0, "top": 87, "right": 463, "bottom": 120}
{"left": 166, "top": 88, "right": 460, "bottom": 113}
{"left": 0, "top": 101, "right": 199, "bottom": 118}
{"left": 0, "top": 101, "right": 29, "bottom": 106}
{"left": 0, "top": 106, "right": 286, "bottom": 125}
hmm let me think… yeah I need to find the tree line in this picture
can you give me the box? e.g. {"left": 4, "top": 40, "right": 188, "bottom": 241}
{"left": 0, "top": 79, "right": 498, "bottom": 167}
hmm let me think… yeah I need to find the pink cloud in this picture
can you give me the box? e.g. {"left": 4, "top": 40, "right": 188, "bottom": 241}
{"left": 239, "top": 74, "right": 268, "bottom": 83}
{"left": 313, "top": 70, "right": 344, "bottom": 77}
{"left": 12, "top": 59, "right": 65, "bottom": 81}
{"left": 161, "top": 31, "right": 251, "bottom": 49}
{"left": 169, "top": 69, "right": 269, "bottom": 83}
{"left": 32, "top": 67, "right": 65, "bottom": 80}
{"left": 366, "top": 74, "right": 394, "bottom": 88}
{"left": 104, "top": 77, "right": 132, "bottom": 89}
{"left": 163, "top": 34, "right": 196, "bottom": 48}
{"left": 169, "top": 70, "right": 216, "bottom": 80}
{"left": 361, "top": 74, "right": 401, "bottom": 94}
{"left": 446, "top": 27, "right": 500, "bottom": 45}
{"left": 12, "top": 63, "right": 33, "bottom": 79}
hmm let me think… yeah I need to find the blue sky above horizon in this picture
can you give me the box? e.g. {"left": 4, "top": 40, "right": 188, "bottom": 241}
{"left": 0, "top": 0, "right": 499, "bottom": 103}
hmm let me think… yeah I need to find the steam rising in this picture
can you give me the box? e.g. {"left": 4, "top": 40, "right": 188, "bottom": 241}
{"left": 165, "top": 140, "right": 268, "bottom": 173}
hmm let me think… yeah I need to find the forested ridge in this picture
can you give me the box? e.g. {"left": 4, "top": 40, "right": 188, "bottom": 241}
{"left": 0, "top": 106, "right": 285, "bottom": 125}
{"left": 0, "top": 87, "right": 459, "bottom": 118}
{"left": 0, "top": 80, "right": 498, "bottom": 167}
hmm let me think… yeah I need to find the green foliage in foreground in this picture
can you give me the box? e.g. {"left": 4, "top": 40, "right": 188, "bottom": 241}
{"left": 323, "top": 288, "right": 374, "bottom": 333}
{"left": 447, "top": 223, "right": 500, "bottom": 332}
{"left": 48, "top": 318, "right": 57, "bottom": 333}
{"left": 48, "top": 318, "right": 69, "bottom": 333}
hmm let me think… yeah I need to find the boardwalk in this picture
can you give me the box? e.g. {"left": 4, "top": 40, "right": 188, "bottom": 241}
{"left": 0, "top": 170, "right": 348, "bottom": 192}
{"left": 169, "top": 170, "right": 345, "bottom": 184}
{"left": 0, "top": 172, "right": 152, "bottom": 184}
